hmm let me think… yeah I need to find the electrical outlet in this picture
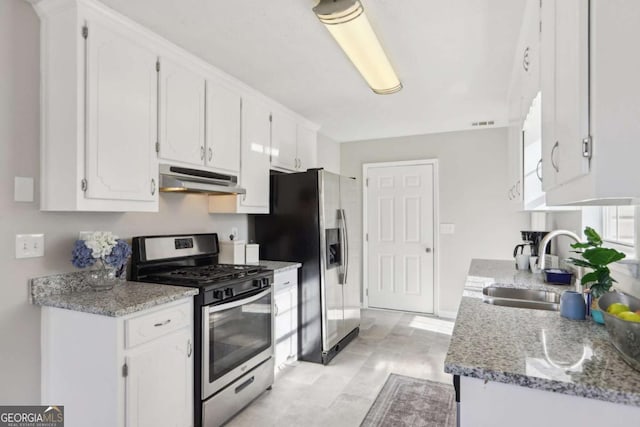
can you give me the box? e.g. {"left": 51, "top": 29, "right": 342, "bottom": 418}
{"left": 440, "top": 223, "right": 456, "bottom": 235}
{"left": 230, "top": 227, "right": 239, "bottom": 240}
{"left": 15, "top": 234, "right": 45, "bottom": 258}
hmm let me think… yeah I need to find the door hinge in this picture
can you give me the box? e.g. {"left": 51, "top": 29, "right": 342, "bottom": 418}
{"left": 269, "top": 113, "right": 272, "bottom": 123}
{"left": 365, "top": 233, "right": 368, "bottom": 242}
{"left": 81, "top": 179, "right": 87, "bottom": 192}
{"left": 156, "top": 60, "right": 160, "bottom": 72}
{"left": 365, "top": 178, "right": 369, "bottom": 187}
{"left": 155, "top": 141, "right": 160, "bottom": 153}
{"left": 366, "top": 289, "right": 369, "bottom": 297}
{"left": 582, "top": 136, "right": 592, "bottom": 159}
{"left": 122, "top": 363, "right": 128, "bottom": 377}
{"left": 81, "top": 25, "right": 88, "bottom": 39}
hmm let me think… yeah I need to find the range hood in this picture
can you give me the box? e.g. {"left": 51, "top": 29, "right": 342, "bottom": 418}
{"left": 159, "top": 164, "right": 246, "bottom": 195}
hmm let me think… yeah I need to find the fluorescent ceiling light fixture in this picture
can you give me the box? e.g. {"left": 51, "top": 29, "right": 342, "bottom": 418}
{"left": 313, "top": 0, "right": 402, "bottom": 95}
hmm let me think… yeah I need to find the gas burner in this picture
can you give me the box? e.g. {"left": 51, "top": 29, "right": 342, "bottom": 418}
{"left": 148, "top": 263, "right": 265, "bottom": 286}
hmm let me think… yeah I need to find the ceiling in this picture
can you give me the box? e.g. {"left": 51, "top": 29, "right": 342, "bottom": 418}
{"left": 97, "top": 0, "right": 527, "bottom": 142}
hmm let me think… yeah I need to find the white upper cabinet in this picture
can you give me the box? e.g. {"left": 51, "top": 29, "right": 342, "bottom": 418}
{"left": 540, "top": 0, "right": 640, "bottom": 205}
{"left": 271, "top": 110, "right": 298, "bottom": 171}
{"left": 158, "top": 58, "right": 206, "bottom": 166}
{"left": 239, "top": 96, "right": 271, "bottom": 210}
{"left": 85, "top": 17, "right": 158, "bottom": 204}
{"left": 205, "top": 80, "right": 241, "bottom": 174}
{"left": 36, "top": 0, "right": 319, "bottom": 212}
{"left": 296, "top": 124, "right": 318, "bottom": 172}
{"left": 541, "top": 0, "right": 589, "bottom": 192}
{"left": 271, "top": 111, "right": 318, "bottom": 173}
{"left": 209, "top": 94, "right": 271, "bottom": 214}
{"left": 37, "top": 1, "right": 159, "bottom": 211}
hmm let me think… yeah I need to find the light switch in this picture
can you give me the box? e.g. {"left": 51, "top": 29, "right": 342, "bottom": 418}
{"left": 440, "top": 223, "right": 456, "bottom": 235}
{"left": 14, "top": 177, "right": 34, "bottom": 202}
{"left": 16, "top": 234, "right": 45, "bottom": 258}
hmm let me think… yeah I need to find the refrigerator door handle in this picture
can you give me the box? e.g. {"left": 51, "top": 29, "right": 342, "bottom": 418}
{"left": 339, "top": 208, "right": 349, "bottom": 285}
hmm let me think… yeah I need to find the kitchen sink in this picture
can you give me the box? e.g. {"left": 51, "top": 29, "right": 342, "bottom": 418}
{"left": 482, "top": 286, "right": 560, "bottom": 311}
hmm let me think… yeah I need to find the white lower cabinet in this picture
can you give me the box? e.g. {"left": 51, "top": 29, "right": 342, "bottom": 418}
{"left": 273, "top": 269, "right": 298, "bottom": 372}
{"left": 41, "top": 299, "right": 194, "bottom": 427}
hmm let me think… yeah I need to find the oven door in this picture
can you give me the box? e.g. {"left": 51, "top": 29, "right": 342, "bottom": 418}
{"left": 202, "top": 287, "right": 273, "bottom": 399}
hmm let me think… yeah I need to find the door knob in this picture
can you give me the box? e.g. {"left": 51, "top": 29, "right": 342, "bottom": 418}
{"left": 425, "top": 248, "right": 432, "bottom": 253}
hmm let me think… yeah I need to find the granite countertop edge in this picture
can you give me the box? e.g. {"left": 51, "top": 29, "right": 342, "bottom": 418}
{"left": 258, "top": 260, "right": 302, "bottom": 273}
{"left": 30, "top": 271, "right": 199, "bottom": 318}
{"left": 33, "top": 286, "right": 199, "bottom": 317}
{"left": 444, "top": 359, "right": 640, "bottom": 407}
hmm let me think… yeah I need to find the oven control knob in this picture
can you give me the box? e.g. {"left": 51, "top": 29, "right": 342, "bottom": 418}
{"left": 225, "top": 288, "right": 235, "bottom": 297}
{"left": 252, "top": 279, "right": 262, "bottom": 288}
{"left": 213, "top": 290, "right": 224, "bottom": 300}
{"left": 262, "top": 278, "right": 270, "bottom": 288}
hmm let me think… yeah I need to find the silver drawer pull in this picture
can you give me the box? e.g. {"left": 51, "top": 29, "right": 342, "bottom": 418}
{"left": 282, "top": 281, "right": 290, "bottom": 285}
{"left": 154, "top": 319, "right": 171, "bottom": 327}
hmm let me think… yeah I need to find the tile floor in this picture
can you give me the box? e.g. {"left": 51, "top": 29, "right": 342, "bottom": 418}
{"left": 227, "top": 309, "right": 454, "bottom": 427}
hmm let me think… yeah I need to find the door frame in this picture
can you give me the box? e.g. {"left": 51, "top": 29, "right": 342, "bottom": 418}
{"left": 362, "top": 159, "right": 440, "bottom": 316}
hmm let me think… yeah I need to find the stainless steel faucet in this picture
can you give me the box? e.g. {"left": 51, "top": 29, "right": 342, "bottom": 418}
{"left": 538, "top": 230, "right": 584, "bottom": 291}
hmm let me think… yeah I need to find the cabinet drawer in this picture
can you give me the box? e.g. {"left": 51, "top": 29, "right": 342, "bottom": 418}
{"left": 273, "top": 269, "right": 298, "bottom": 293}
{"left": 126, "top": 301, "right": 191, "bottom": 348}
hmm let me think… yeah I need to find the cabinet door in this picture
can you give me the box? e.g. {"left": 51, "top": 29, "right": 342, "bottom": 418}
{"left": 205, "top": 80, "right": 241, "bottom": 174}
{"left": 554, "top": 0, "right": 589, "bottom": 185}
{"left": 159, "top": 58, "right": 206, "bottom": 166}
{"left": 289, "top": 285, "right": 298, "bottom": 362}
{"left": 274, "top": 289, "right": 293, "bottom": 369}
{"left": 296, "top": 124, "right": 317, "bottom": 172}
{"left": 126, "top": 329, "right": 193, "bottom": 427}
{"left": 540, "top": 0, "right": 558, "bottom": 191}
{"left": 240, "top": 97, "right": 270, "bottom": 209}
{"left": 85, "top": 19, "right": 158, "bottom": 202}
{"left": 271, "top": 111, "right": 298, "bottom": 171}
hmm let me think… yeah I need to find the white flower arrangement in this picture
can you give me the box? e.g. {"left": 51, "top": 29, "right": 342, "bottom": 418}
{"left": 83, "top": 231, "right": 118, "bottom": 259}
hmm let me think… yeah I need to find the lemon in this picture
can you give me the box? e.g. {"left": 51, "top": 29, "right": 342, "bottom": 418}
{"left": 607, "top": 303, "right": 630, "bottom": 315}
{"left": 617, "top": 311, "right": 640, "bottom": 322}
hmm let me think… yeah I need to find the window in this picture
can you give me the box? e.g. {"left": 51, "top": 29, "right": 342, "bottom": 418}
{"left": 602, "top": 206, "right": 636, "bottom": 247}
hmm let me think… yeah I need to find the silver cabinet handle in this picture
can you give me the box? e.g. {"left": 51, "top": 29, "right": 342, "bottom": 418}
{"left": 200, "top": 145, "right": 205, "bottom": 160}
{"left": 551, "top": 141, "right": 560, "bottom": 172}
{"left": 523, "top": 46, "right": 530, "bottom": 71}
{"left": 208, "top": 147, "right": 213, "bottom": 162}
{"left": 151, "top": 178, "right": 156, "bottom": 195}
{"left": 516, "top": 180, "right": 521, "bottom": 196}
{"left": 153, "top": 319, "right": 171, "bottom": 327}
{"left": 425, "top": 248, "right": 432, "bottom": 253}
{"left": 274, "top": 303, "right": 279, "bottom": 316}
{"left": 187, "top": 339, "right": 192, "bottom": 358}
{"left": 536, "top": 159, "right": 543, "bottom": 182}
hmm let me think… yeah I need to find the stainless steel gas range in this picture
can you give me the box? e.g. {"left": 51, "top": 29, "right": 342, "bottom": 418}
{"left": 130, "top": 233, "right": 274, "bottom": 427}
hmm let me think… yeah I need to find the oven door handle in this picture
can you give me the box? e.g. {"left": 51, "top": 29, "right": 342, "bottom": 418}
{"left": 208, "top": 288, "right": 272, "bottom": 313}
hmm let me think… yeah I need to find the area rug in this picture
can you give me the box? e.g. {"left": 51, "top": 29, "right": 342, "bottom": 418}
{"left": 360, "top": 374, "right": 456, "bottom": 427}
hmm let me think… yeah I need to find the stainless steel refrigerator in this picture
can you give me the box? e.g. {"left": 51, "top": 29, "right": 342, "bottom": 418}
{"left": 253, "top": 169, "right": 361, "bottom": 364}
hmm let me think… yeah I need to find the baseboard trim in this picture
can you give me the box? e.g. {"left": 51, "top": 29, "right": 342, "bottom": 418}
{"left": 438, "top": 310, "right": 458, "bottom": 320}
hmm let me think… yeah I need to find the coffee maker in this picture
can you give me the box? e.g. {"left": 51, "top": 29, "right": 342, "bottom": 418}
{"left": 520, "top": 231, "right": 551, "bottom": 257}
{"left": 514, "top": 231, "right": 551, "bottom": 270}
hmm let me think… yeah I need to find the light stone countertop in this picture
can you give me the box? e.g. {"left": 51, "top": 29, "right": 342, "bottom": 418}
{"left": 256, "top": 260, "right": 302, "bottom": 273}
{"left": 31, "top": 271, "right": 198, "bottom": 317}
{"left": 445, "top": 259, "right": 640, "bottom": 407}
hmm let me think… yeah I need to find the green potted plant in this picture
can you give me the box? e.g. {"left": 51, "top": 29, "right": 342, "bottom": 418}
{"left": 568, "top": 226, "right": 626, "bottom": 324}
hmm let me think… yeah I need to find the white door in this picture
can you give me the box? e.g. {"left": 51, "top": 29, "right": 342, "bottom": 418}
{"left": 270, "top": 110, "right": 297, "bottom": 171}
{"left": 159, "top": 58, "right": 206, "bottom": 166}
{"left": 126, "top": 329, "right": 193, "bottom": 427}
{"left": 85, "top": 18, "right": 158, "bottom": 202}
{"left": 205, "top": 79, "right": 241, "bottom": 174}
{"left": 240, "top": 96, "right": 270, "bottom": 209}
{"left": 296, "top": 124, "right": 317, "bottom": 171}
{"left": 554, "top": 0, "right": 589, "bottom": 186}
{"left": 366, "top": 163, "right": 435, "bottom": 313}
